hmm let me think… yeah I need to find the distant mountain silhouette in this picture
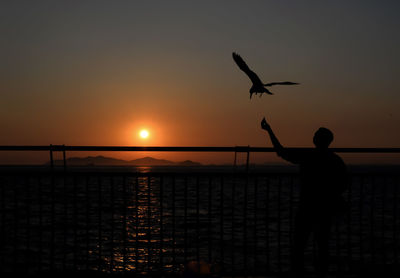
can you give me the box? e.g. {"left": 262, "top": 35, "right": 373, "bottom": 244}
{"left": 47, "top": 155, "right": 202, "bottom": 166}
{"left": 132, "top": 156, "right": 175, "bottom": 166}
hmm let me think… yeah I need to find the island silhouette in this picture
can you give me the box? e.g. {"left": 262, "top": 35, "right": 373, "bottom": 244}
{"left": 47, "top": 155, "right": 202, "bottom": 167}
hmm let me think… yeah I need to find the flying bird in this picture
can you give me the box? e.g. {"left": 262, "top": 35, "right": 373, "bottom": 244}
{"left": 232, "top": 52, "right": 299, "bottom": 99}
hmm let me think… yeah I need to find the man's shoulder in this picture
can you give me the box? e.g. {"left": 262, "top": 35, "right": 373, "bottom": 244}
{"left": 331, "top": 151, "right": 344, "bottom": 162}
{"left": 330, "top": 151, "right": 347, "bottom": 169}
{"left": 316, "top": 149, "right": 345, "bottom": 165}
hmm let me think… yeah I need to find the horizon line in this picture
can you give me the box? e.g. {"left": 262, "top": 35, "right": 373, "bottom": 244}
{"left": 1, "top": 145, "right": 400, "bottom": 153}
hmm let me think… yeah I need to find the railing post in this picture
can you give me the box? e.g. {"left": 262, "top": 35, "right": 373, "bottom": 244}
{"left": 62, "top": 144, "right": 67, "bottom": 171}
{"left": 49, "top": 144, "right": 54, "bottom": 170}
{"left": 246, "top": 145, "right": 250, "bottom": 173}
{"left": 233, "top": 150, "right": 237, "bottom": 170}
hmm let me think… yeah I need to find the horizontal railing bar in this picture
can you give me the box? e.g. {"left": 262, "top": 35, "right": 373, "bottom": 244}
{"left": 1, "top": 145, "right": 400, "bottom": 153}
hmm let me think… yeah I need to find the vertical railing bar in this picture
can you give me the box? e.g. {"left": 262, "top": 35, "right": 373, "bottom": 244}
{"left": 49, "top": 144, "right": 54, "bottom": 170}
{"left": 62, "top": 172, "right": 68, "bottom": 271}
{"left": 243, "top": 175, "right": 248, "bottom": 276}
{"left": 277, "top": 175, "right": 282, "bottom": 273}
{"left": 220, "top": 176, "right": 224, "bottom": 273}
{"left": 382, "top": 176, "right": 387, "bottom": 265}
{"left": 25, "top": 176, "right": 31, "bottom": 272}
{"left": 184, "top": 176, "right": 188, "bottom": 265}
{"left": 97, "top": 175, "right": 103, "bottom": 271}
{"left": 50, "top": 170, "right": 55, "bottom": 270}
{"left": 394, "top": 176, "right": 398, "bottom": 264}
{"left": 62, "top": 145, "right": 67, "bottom": 172}
{"left": 110, "top": 176, "right": 115, "bottom": 272}
{"left": 246, "top": 148, "right": 250, "bottom": 173}
{"left": 159, "top": 176, "right": 164, "bottom": 273}
{"left": 135, "top": 175, "right": 139, "bottom": 273}
{"left": 38, "top": 176, "right": 43, "bottom": 272}
{"left": 0, "top": 176, "right": 5, "bottom": 270}
{"left": 265, "top": 177, "right": 270, "bottom": 273}
{"left": 254, "top": 176, "right": 259, "bottom": 274}
{"left": 335, "top": 202, "right": 341, "bottom": 274}
{"left": 147, "top": 175, "right": 152, "bottom": 273}
{"left": 359, "top": 176, "right": 364, "bottom": 265}
{"left": 196, "top": 175, "right": 200, "bottom": 264}
{"left": 231, "top": 174, "right": 236, "bottom": 275}
{"left": 172, "top": 176, "right": 176, "bottom": 272}
{"left": 208, "top": 176, "right": 212, "bottom": 264}
{"left": 289, "top": 175, "right": 294, "bottom": 269}
{"left": 73, "top": 175, "right": 78, "bottom": 271}
{"left": 85, "top": 175, "right": 90, "bottom": 270}
{"left": 347, "top": 176, "right": 352, "bottom": 272}
{"left": 12, "top": 176, "right": 18, "bottom": 272}
{"left": 370, "top": 176, "right": 375, "bottom": 263}
{"left": 122, "top": 175, "right": 127, "bottom": 271}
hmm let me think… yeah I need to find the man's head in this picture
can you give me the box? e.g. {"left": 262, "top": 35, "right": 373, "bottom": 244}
{"left": 313, "top": 127, "right": 334, "bottom": 149}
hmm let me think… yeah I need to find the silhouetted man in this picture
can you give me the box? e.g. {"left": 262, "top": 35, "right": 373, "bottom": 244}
{"left": 261, "top": 117, "right": 347, "bottom": 277}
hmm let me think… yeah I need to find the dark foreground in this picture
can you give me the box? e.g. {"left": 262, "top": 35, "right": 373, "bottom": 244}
{"left": 1, "top": 166, "right": 399, "bottom": 276}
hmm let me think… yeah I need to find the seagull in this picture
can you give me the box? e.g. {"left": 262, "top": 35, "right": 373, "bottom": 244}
{"left": 232, "top": 52, "right": 299, "bottom": 99}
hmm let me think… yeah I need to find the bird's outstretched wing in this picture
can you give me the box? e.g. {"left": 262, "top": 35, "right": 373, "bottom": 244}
{"left": 264, "top": 81, "right": 299, "bottom": 86}
{"left": 232, "top": 52, "right": 263, "bottom": 85}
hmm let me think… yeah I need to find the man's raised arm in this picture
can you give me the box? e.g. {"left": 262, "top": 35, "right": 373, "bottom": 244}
{"left": 261, "top": 117, "right": 301, "bottom": 164}
{"left": 261, "top": 117, "right": 284, "bottom": 155}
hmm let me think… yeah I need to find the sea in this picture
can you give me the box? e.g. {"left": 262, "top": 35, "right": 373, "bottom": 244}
{"left": 0, "top": 164, "right": 399, "bottom": 275}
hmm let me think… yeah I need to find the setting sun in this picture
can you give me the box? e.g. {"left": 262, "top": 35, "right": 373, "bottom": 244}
{"left": 139, "top": 129, "right": 149, "bottom": 139}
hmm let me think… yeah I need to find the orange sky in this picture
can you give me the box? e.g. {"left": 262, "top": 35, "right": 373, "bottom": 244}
{"left": 1, "top": 1, "right": 400, "bottom": 164}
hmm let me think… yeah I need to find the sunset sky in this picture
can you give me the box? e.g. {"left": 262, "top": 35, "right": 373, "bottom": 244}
{"left": 1, "top": 1, "right": 399, "bottom": 164}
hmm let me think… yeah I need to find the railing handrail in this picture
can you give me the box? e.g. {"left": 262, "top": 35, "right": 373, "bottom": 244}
{"left": 1, "top": 145, "right": 400, "bottom": 153}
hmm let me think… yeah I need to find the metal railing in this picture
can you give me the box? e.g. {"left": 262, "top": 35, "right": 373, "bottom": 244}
{"left": 0, "top": 146, "right": 400, "bottom": 275}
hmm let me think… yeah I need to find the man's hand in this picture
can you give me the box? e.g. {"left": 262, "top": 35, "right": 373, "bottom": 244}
{"left": 261, "top": 116, "right": 285, "bottom": 158}
{"left": 261, "top": 117, "right": 270, "bottom": 131}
